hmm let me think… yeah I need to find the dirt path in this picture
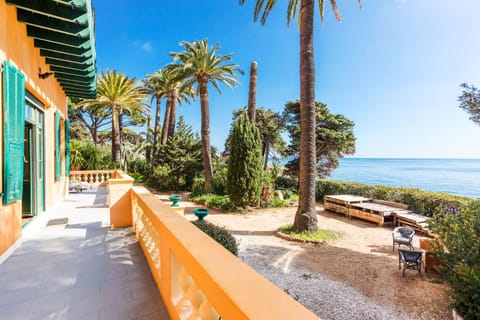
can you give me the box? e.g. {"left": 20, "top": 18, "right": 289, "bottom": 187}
{"left": 155, "top": 192, "right": 451, "bottom": 319}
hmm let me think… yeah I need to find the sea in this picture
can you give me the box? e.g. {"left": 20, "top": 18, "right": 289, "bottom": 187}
{"left": 329, "top": 158, "right": 480, "bottom": 199}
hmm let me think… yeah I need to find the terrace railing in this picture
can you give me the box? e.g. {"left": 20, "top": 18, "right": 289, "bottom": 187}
{"left": 69, "top": 170, "right": 115, "bottom": 186}
{"left": 107, "top": 171, "right": 319, "bottom": 320}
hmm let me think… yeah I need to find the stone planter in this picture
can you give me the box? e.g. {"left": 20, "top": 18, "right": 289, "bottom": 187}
{"left": 193, "top": 208, "right": 209, "bottom": 222}
{"left": 169, "top": 195, "right": 181, "bottom": 207}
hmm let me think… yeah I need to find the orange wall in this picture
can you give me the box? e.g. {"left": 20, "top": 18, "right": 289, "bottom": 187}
{"left": 0, "top": 202, "right": 21, "bottom": 257}
{"left": 0, "top": 2, "right": 69, "bottom": 256}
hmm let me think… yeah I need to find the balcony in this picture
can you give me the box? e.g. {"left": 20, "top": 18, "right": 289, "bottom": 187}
{"left": 0, "top": 171, "right": 318, "bottom": 319}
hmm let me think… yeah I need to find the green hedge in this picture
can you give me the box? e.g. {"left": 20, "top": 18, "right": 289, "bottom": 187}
{"left": 316, "top": 180, "right": 470, "bottom": 216}
{"left": 192, "top": 221, "right": 238, "bottom": 256}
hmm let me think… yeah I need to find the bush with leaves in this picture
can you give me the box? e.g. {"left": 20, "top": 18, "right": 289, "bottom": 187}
{"left": 147, "top": 117, "right": 203, "bottom": 190}
{"left": 69, "top": 141, "right": 112, "bottom": 171}
{"left": 227, "top": 115, "right": 263, "bottom": 208}
{"left": 430, "top": 200, "right": 480, "bottom": 319}
{"left": 191, "top": 194, "right": 235, "bottom": 212}
{"left": 192, "top": 220, "right": 238, "bottom": 256}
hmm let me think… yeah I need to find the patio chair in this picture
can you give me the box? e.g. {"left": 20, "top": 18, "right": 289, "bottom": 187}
{"left": 392, "top": 226, "right": 415, "bottom": 251}
{"left": 68, "top": 180, "right": 82, "bottom": 193}
{"left": 398, "top": 249, "right": 423, "bottom": 277}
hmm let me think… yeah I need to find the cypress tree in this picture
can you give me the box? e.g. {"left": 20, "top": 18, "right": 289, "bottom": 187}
{"left": 227, "top": 115, "right": 263, "bottom": 208}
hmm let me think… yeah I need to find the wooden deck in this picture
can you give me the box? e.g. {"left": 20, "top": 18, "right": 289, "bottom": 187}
{"left": 324, "top": 195, "right": 433, "bottom": 233}
{"left": 349, "top": 202, "right": 410, "bottom": 226}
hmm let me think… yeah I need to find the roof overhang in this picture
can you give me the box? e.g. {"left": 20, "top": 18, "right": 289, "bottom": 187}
{"left": 7, "top": 0, "right": 97, "bottom": 98}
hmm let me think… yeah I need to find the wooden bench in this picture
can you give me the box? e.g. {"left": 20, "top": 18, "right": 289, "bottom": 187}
{"left": 393, "top": 211, "right": 433, "bottom": 236}
{"left": 324, "top": 195, "right": 372, "bottom": 216}
{"left": 348, "top": 202, "right": 410, "bottom": 226}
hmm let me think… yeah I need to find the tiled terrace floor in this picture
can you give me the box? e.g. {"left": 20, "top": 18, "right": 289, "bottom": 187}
{"left": 0, "top": 187, "right": 169, "bottom": 320}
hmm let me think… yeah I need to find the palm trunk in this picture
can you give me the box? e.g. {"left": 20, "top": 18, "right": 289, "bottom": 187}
{"left": 152, "top": 95, "right": 161, "bottom": 156}
{"left": 167, "top": 88, "right": 178, "bottom": 138}
{"left": 199, "top": 80, "right": 214, "bottom": 191}
{"left": 111, "top": 107, "right": 121, "bottom": 164}
{"left": 293, "top": 0, "right": 317, "bottom": 232}
{"left": 146, "top": 114, "right": 152, "bottom": 162}
{"left": 161, "top": 99, "right": 171, "bottom": 145}
{"left": 92, "top": 124, "right": 98, "bottom": 145}
{"left": 247, "top": 61, "right": 257, "bottom": 123}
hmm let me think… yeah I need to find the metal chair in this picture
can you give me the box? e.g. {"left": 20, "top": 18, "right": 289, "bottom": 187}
{"left": 392, "top": 226, "right": 415, "bottom": 251}
{"left": 398, "top": 249, "right": 423, "bottom": 277}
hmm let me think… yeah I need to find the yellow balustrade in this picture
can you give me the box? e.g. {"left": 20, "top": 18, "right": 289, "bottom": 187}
{"left": 69, "top": 170, "right": 115, "bottom": 185}
{"left": 108, "top": 173, "right": 320, "bottom": 320}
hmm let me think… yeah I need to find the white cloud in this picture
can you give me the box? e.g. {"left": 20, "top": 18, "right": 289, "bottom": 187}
{"left": 132, "top": 40, "right": 154, "bottom": 53}
{"left": 141, "top": 41, "right": 154, "bottom": 53}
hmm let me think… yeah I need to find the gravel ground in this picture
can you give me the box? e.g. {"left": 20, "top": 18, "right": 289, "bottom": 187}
{"left": 152, "top": 192, "right": 450, "bottom": 320}
{"left": 238, "top": 235, "right": 414, "bottom": 320}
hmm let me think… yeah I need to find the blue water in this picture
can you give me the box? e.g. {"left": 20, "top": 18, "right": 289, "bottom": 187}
{"left": 330, "top": 158, "right": 480, "bottom": 199}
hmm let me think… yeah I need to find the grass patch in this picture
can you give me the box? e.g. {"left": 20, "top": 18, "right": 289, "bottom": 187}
{"left": 278, "top": 224, "right": 342, "bottom": 242}
{"left": 190, "top": 193, "right": 236, "bottom": 212}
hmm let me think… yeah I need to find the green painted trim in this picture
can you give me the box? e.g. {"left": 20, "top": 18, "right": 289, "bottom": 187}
{"left": 28, "top": 26, "right": 90, "bottom": 48}
{"left": 55, "top": 73, "right": 94, "bottom": 82}
{"left": 6, "top": 0, "right": 87, "bottom": 22}
{"left": 45, "top": 58, "right": 92, "bottom": 71}
{"left": 21, "top": 216, "right": 37, "bottom": 229}
{"left": 40, "top": 49, "right": 92, "bottom": 64}
{"left": 34, "top": 39, "right": 90, "bottom": 56}
{"left": 50, "top": 65, "right": 95, "bottom": 75}
{"left": 17, "top": 9, "right": 87, "bottom": 35}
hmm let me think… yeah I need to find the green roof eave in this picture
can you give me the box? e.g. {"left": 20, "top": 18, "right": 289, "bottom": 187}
{"left": 34, "top": 39, "right": 91, "bottom": 56}
{"left": 6, "top": 0, "right": 87, "bottom": 23}
{"left": 51, "top": 65, "right": 95, "bottom": 76}
{"left": 17, "top": 9, "right": 88, "bottom": 36}
{"left": 28, "top": 26, "right": 91, "bottom": 48}
{"left": 8, "top": 0, "right": 96, "bottom": 99}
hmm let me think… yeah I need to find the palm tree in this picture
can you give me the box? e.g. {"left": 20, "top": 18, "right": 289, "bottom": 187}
{"left": 144, "top": 67, "right": 193, "bottom": 151}
{"left": 170, "top": 39, "right": 242, "bottom": 191}
{"left": 239, "top": 0, "right": 361, "bottom": 232}
{"left": 163, "top": 64, "right": 194, "bottom": 142}
{"left": 78, "top": 70, "right": 147, "bottom": 164}
{"left": 144, "top": 70, "right": 168, "bottom": 157}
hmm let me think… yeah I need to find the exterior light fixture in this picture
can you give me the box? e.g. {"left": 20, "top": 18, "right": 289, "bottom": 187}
{"left": 39, "top": 67, "right": 53, "bottom": 79}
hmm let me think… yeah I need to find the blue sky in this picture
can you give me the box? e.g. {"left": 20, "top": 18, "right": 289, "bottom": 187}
{"left": 94, "top": 0, "right": 480, "bottom": 158}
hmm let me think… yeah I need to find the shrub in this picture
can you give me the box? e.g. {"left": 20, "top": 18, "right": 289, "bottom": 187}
{"left": 275, "top": 175, "right": 298, "bottom": 193}
{"left": 430, "top": 200, "right": 480, "bottom": 319}
{"left": 192, "top": 220, "right": 238, "bottom": 256}
{"left": 263, "top": 196, "right": 290, "bottom": 208}
{"left": 190, "top": 176, "right": 206, "bottom": 197}
{"left": 128, "top": 159, "right": 148, "bottom": 175}
{"left": 191, "top": 194, "right": 236, "bottom": 212}
{"left": 316, "top": 180, "right": 469, "bottom": 216}
{"left": 129, "top": 172, "right": 145, "bottom": 182}
{"left": 213, "top": 165, "right": 228, "bottom": 195}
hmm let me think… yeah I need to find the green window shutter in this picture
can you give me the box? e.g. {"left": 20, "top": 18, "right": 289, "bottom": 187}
{"left": 3, "top": 61, "right": 26, "bottom": 204}
{"left": 65, "top": 119, "right": 70, "bottom": 176}
{"left": 55, "top": 111, "right": 61, "bottom": 181}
